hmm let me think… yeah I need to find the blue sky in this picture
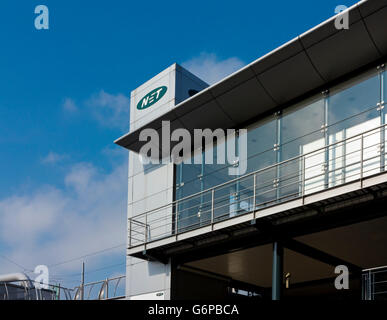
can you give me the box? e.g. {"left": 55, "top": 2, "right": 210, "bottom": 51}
{"left": 0, "top": 0, "right": 357, "bottom": 292}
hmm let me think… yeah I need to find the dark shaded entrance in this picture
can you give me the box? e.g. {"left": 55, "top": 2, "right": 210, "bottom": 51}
{"left": 171, "top": 211, "right": 387, "bottom": 300}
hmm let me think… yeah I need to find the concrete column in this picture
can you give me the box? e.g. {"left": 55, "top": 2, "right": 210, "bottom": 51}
{"left": 272, "top": 241, "right": 283, "bottom": 300}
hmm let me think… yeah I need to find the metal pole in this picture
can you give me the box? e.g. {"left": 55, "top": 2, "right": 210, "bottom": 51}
{"left": 324, "top": 90, "right": 329, "bottom": 189}
{"left": 129, "top": 219, "right": 132, "bottom": 248}
{"left": 301, "top": 155, "right": 306, "bottom": 197}
{"left": 81, "top": 262, "right": 85, "bottom": 300}
{"left": 275, "top": 112, "right": 281, "bottom": 202}
{"left": 379, "top": 65, "right": 385, "bottom": 172}
{"left": 253, "top": 173, "right": 256, "bottom": 215}
{"left": 272, "top": 241, "right": 283, "bottom": 300}
{"left": 145, "top": 212, "right": 148, "bottom": 243}
{"left": 360, "top": 134, "right": 364, "bottom": 183}
{"left": 175, "top": 201, "right": 179, "bottom": 240}
{"left": 211, "top": 189, "right": 215, "bottom": 228}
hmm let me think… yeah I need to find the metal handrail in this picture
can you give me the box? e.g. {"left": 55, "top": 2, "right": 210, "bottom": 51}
{"left": 132, "top": 122, "right": 386, "bottom": 220}
{"left": 129, "top": 122, "right": 386, "bottom": 247}
{"left": 0, "top": 280, "right": 74, "bottom": 300}
{"left": 138, "top": 141, "right": 380, "bottom": 229}
{"left": 73, "top": 275, "right": 125, "bottom": 300}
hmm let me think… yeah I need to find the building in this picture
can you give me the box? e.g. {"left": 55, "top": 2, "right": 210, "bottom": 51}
{"left": 115, "top": 0, "right": 387, "bottom": 300}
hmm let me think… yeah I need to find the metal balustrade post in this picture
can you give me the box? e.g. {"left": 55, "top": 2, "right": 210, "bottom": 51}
{"left": 211, "top": 189, "right": 215, "bottom": 228}
{"left": 129, "top": 219, "right": 132, "bottom": 248}
{"left": 323, "top": 145, "right": 328, "bottom": 189}
{"left": 301, "top": 155, "right": 306, "bottom": 198}
{"left": 360, "top": 134, "right": 364, "bottom": 185}
{"left": 145, "top": 213, "right": 148, "bottom": 244}
{"left": 323, "top": 90, "right": 329, "bottom": 190}
{"left": 175, "top": 201, "right": 179, "bottom": 240}
{"left": 252, "top": 173, "right": 256, "bottom": 217}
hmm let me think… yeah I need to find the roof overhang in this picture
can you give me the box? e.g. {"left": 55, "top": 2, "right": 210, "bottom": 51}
{"left": 115, "top": 0, "right": 387, "bottom": 153}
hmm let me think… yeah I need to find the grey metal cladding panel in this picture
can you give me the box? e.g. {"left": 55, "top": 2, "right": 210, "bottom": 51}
{"left": 363, "top": 7, "right": 387, "bottom": 55}
{"left": 358, "top": 0, "right": 387, "bottom": 17}
{"left": 305, "top": 21, "right": 380, "bottom": 82}
{"left": 300, "top": 8, "right": 362, "bottom": 49}
{"left": 251, "top": 38, "right": 304, "bottom": 75}
{"left": 173, "top": 90, "right": 213, "bottom": 118}
{"left": 257, "top": 51, "right": 325, "bottom": 104}
{"left": 210, "top": 67, "right": 256, "bottom": 97}
{"left": 215, "top": 77, "right": 277, "bottom": 124}
{"left": 179, "top": 100, "right": 236, "bottom": 131}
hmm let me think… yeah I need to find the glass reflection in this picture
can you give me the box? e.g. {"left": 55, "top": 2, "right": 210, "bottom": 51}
{"left": 328, "top": 71, "right": 380, "bottom": 185}
{"left": 280, "top": 97, "right": 325, "bottom": 199}
{"left": 174, "top": 66, "right": 385, "bottom": 232}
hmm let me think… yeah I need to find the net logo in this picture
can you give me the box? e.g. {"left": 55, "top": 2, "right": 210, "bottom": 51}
{"left": 137, "top": 86, "right": 167, "bottom": 110}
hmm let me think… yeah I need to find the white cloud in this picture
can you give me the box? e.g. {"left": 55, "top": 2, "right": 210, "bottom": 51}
{"left": 0, "top": 158, "right": 128, "bottom": 286}
{"left": 64, "top": 162, "right": 97, "bottom": 194}
{"left": 182, "top": 52, "right": 245, "bottom": 85}
{"left": 41, "top": 152, "right": 67, "bottom": 165}
{"left": 62, "top": 98, "right": 78, "bottom": 113}
{"left": 0, "top": 187, "right": 66, "bottom": 246}
{"left": 86, "top": 90, "right": 129, "bottom": 130}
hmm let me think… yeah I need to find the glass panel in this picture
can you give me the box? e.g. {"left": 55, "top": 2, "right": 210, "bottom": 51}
{"left": 203, "top": 135, "right": 230, "bottom": 189}
{"left": 255, "top": 166, "right": 277, "bottom": 209}
{"left": 243, "top": 117, "right": 277, "bottom": 207}
{"left": 177, "top": 151, "right": 203, "bottom": 232}
{"left": 384, "top": 68, "right": 386, "bottom": 104}
{"left": 213, "top": 179, "right": 238, "bottom": 221}
{"left": 212, "top": 174, "right": 255, "bottom": 220}
{"left": 244, "top": 117, "right": 277, "bottom": 173}
{"left": 175, "top": 162, "right": 182, "bottom": 191}
{"left": 237, "top": 175, "right": 255, "bottom": 214}
{"left": 280, "top": 97, "right": 325, "bottom": 199}
{"left": 177, "top": 193, "right": 202, "bottom": 232}
{"left": 301, "top": 136, "right": 326, "bottom": 195}
{"left": 328, "top": 71, "right": 379, "bottom": 133}
{"left": 360, "top": 123, "right": 381, "bottom": 178}
{"left": 328, "top": 71, "right": 381, "bottom": 185}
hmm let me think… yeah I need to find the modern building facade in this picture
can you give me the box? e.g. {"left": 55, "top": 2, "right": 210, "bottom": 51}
{"left": 116, "top": 0, "right": 387, "bottom": 300}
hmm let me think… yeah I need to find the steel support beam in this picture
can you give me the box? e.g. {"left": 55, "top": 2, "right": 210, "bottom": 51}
{"left": 272, "top": 241, "right": 283, "bottom": 300}
{"left": 283, "top": 239, "right": 362, "bottom": 274}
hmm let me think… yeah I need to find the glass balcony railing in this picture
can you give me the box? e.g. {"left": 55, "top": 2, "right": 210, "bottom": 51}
{"left": 128, "top": 122, "right": 387, "bottom": 248}
{"left": 363, "top": 266, "right": 387, "bottom": 300}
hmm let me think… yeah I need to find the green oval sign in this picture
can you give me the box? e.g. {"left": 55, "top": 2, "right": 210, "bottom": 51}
{"left": 137, "top": 86, "right": 167, "bottom": 110}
